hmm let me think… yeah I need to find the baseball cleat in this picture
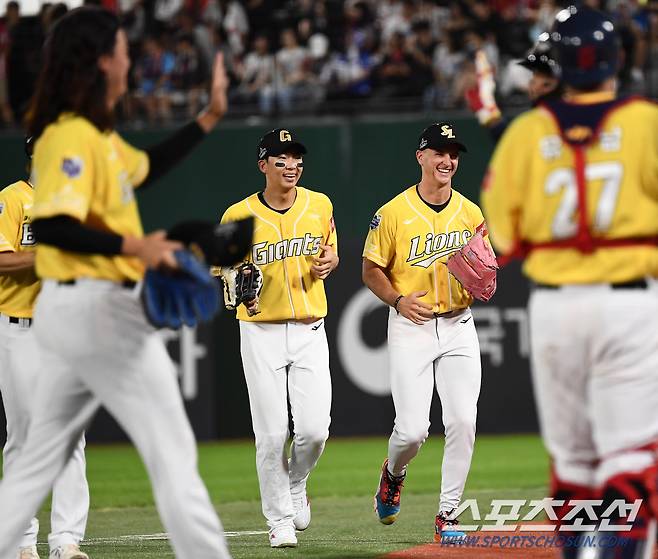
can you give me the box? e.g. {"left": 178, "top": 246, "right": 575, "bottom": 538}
{"left": 434, "top": 509, "right": 466, "bottom": 543}
{"left": 374, "top": 459, "right": 405, "bottom": 525}
{"left": 48, "top": 544, "right": 89, "bottom": 559}
{"left": 18, "top": 546, "right": 40, "bottom": 559}
{"left": 292, "top": 491, "right": 311, "bottom": 531}
{"left": 269, "top": 524, "right": 298, "bottom": 548}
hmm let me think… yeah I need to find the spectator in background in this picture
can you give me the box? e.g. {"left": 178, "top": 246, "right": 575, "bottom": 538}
{"left": 647, "top": 7, "right": 658, "bottom": 95}
{"left": 210, "top": 25, "right": 238, "bottom": 86}
{"left": 448, "top": 28, "right": 500, "bottom": 111}
{"left": 469, "top": 0, "right": 498, "bottom": 38}
{"left": 431, "top": 32, "right": 466, "bottom": 107}
{"left": 321, "top": 31, "right": 378, "bottom": 103}
{"left": 0, "top": 1, "right": 19, "bottom": 125}
{"left": 121, "top": 0, "right": 146, "bottom": 44}
{"left": 381, "top": 0, "right": 416, "bottom": 42}
{"left": 244, "top": 0, "right": 275, "bottom": 42}
{"left": 373, "top": 31, "right": 415, "bottom": 99}
{"left": 443, "top": 1, "right": 472, "bottom": 50}
{"left": 275, "top": 28, "right": 311, "bottom": 112}
{"left": 495, "top": 5, "right": 533, "bottom": 60}
{"left": 613, "top": 0, "right": 648, "bottom": 92}
{"left": 416, "top": 0, "right": 450, "bottom": 38}
{"left": 170, "top": 32, "right": 209, "bottom": 118}
{"left": 153, "top": 0, "right": 183, "bottom": 33}
{"left": 220, "top": 0, "right": 249, "bottom": 56}
{"left": 134, "top": 35, "right": 176, "bottom": 123}
{"left": 233, "top": 34, "right": 275, "bottom": 113}
{"left": 343, "top": 1, "right": 375, "bottom": 53}
{"left": 406, "top": 20, "right": 436, "bottom": 104}
{"left": 8, "top": 2, "right": 58, "bottom": 122}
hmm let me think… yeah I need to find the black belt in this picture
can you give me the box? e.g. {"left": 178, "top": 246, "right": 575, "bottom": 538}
{"left": 535, "top": 279, "right": 648, "bottom": 290}
{"left": 57, "top": 279, "right": 138, "bottom": 289}
{"left": 8, "top": 316, "right": 32, "bottom": 326}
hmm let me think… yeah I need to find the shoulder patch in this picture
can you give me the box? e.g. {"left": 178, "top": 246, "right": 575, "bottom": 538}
{"left": 369, "top": 213, "right": 382, "bottom": 230}
{"left": 0, "top": 202, "right": 4, "bottom": 215}
{"left": 61, "top": 157, "right": 83, "bottom": 179}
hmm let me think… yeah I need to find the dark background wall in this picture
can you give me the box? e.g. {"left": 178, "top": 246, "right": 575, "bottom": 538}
{"left": 0, "top": 115, "right": 536, "bottom": 442}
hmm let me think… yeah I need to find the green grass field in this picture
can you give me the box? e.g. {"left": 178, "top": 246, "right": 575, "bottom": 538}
{"left": 29, "top": 435, "right": 549, "bottom": 558}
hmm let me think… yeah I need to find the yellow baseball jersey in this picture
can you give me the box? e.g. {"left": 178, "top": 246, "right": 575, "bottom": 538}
{"left": 220, "top": 187, "right": 337, "bottom": 322}
{"left": 0, "top": 180, "right": 39, "bottom": 318}
{"left": 482, "top": 94, "right": 658, "bottom": 284}
{"left": 32, "top": 113, "right": 150, "bottom": 282}
{"left": 363, "top": 186, "right": 486, "bottom": 314}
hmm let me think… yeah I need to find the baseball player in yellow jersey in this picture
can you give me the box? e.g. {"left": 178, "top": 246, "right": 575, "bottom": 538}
{"left": 482, "top": 6, "right": 658, "bottom": 558}
{"left": 0, "top": 141, "right": 90, "bottom": 559}
{"left": 219, "top": 128, "right": 338, "bottom": 548}
{"left": 0, "top": 8, "right": 232, "bottom": 558}
{"left": 364, "top": 122, "right": 496, "bottom": 542}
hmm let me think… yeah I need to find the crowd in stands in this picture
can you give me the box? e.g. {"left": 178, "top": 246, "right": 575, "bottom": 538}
{"left": 0, "top": 0, "right": 656, "bottom": 125}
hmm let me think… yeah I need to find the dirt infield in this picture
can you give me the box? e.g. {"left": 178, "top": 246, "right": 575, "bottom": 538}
{"left": 381, "top": 530, "right": 559, "bottom": 559}
{"left": 380, "top": 529, "right": 658, "bottom": 559}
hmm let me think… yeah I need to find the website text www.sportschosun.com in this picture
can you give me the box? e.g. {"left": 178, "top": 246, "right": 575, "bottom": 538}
{"left": 440, "top": 534, "right": 630, "bottom": 549}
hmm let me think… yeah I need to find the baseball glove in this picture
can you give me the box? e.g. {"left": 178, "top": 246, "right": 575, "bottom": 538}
{"left": 217, "top": 262, "right": 263, "bottom": 316}
{"left": 447, "top": 226, "right": 498, "bottom": 302}
{"left": 141, "top": 250, "right": 220, "bottom": 329}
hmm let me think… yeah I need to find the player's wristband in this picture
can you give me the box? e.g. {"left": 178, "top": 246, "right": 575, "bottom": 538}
{"left": 393, "top": 295, "right": 404, "bottom": 314}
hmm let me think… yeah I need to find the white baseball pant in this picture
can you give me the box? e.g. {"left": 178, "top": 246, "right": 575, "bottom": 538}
{"left": 386, "top": 307, "right": 481, "bottom": 513}
{"left": 529, "top": 282, "right": 658, "bottom": 488}
{"left": 239, "top": 319, "right": 331, "bottom": 530}
{"left": 0, "top": 279, "right": 230, "bottom": 559}
{"left": 0, "top": 316, "right": 89, "bottom": 550}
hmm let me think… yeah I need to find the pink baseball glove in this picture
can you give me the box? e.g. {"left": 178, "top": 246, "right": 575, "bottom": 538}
{"left": 447, "top": 227, "right": 498, "bottom": 302}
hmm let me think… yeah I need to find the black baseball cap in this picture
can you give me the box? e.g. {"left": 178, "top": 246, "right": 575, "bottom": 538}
{"left": 518, "top": 41, "right": 558, "bottom": 77}
{"left": 257, "top": 128, "right": 307, "bottom": 161}
{"left": 418, "top": 122, "right": 467, "bottom": 153}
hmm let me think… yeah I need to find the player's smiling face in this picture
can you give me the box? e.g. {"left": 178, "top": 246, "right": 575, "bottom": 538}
{"left": 261, "top": 152, "right": 304, "bottom": 190}
{"left": 417, "top": 148, "right": 459, "bottom": 187}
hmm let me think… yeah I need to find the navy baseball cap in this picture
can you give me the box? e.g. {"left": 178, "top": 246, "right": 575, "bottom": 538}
{"left": 257, "top": 128, "right": 307, "bottom": 161}
{"left": 418, "top": 122, "right": 467, "bottom": 153}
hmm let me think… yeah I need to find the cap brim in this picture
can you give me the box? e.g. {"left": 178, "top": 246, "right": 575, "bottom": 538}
{"left": 425, "top": 140, "right": 467, "bottom": 153}
{"left": 518, "top": 58, "right": 554, "bottom": 76}
{"left": 269, "top": 142, "right": 307, "bottom": 157}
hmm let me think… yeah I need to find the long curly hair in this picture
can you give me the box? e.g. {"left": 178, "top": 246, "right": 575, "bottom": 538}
{"left": 26, "top": 6, "right": 120, "bottom": 140}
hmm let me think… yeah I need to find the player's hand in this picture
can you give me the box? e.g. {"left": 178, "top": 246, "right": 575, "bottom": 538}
{"left": 397, "top": 291, "right": 434, "bottom": 324}
{"left": 124, "top": 231, "right": 183, "bottom": 270}
{"left": 209, "top": 52, "right": 229, "bottom": 117}
{"left": 311, "top": 245, "right": 339, "bottom": 280}
{"left": 244, "top": 296, "right": 260, "bottom": 316}
{"left": 197, "top": 52, "right": 229, "bottom": 132}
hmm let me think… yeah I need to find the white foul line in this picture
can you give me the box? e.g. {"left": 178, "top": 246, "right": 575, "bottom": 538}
{"left": 79, "top": 530, "right": 268, "bottom": 545}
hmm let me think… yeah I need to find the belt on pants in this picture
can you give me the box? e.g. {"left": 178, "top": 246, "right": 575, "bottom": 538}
{"left": 0, "top": 314, "right": 32, "bottom": 327}
{"left": 57, "top": 279, "right": 138, "bottom": 289}
{"left": 534, "top": 279, "right": 648, "bottom": 290}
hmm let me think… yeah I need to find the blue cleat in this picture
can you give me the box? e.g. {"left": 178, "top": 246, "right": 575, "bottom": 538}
{"left": 374, "top": 459, "right": 405, "bottom": 525}
{"left": 434, "top": 509, "right": 466, "bottom": 543}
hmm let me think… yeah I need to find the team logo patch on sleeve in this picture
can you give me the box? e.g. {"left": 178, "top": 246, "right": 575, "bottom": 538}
{"left": 61, "top": 157, "right": 83, "bottom": 179}
{"left": 369, "top": 214, "right": 382, "bottom": 230}
{"left": 0, "top": 202, "right": 4, "bottom": 215}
